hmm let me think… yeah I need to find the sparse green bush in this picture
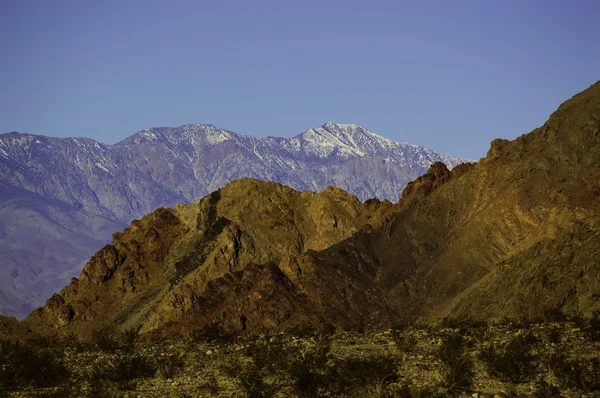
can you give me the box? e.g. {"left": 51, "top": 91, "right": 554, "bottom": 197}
{"left": 239, "top": 336, "right": 286, "bottom": 398}
{"left": 541, "top": 307, "right": 567, "bottom": 323}
{"left": 91, "top": 325, "right": 138, "bottom": 353}
{"left": 240, "top": 367, "right": 278, "bottom": 398}
{"left": 91, "top": 325, "right": 119, "bottom": 352}
{"left": 391, "top": 328, "right": 418, "bottom": 353}
{"left": 0, "top": 338, "right": 68, "bottom": 390}
{"left": 390, "top": 315, "right": 417, "bottom": 334}
{"left": 437, "top": 331, "right": 473, "bottom": 392}
{"left": 120, "top": 328, "right": 138, "bottom": 352}
{"left": 584, "top": 311, "right": 600, "bottom": 341}
{"left": 87, "top": 378, "right": 125, "bottom": 397}
{"left": 199, "top": 374, "right": 220, "bottom": 396}
{"left": 192, "top": 322, "right": 235, "bottom": 344}
{"left": 157, "top": 354, "right": 185, "bottom": 379}
{"left": 566, "top": 314, "right": 587, "bottom": 330}
{"left": 545, "top": 326, "right": 562, "bottom": 344}
{"left": 532, "top": 379, "right": 561, "bottom": 397}
{"left": 286, "top": 322, "right": 336, "bottom": 339}
{"left": 438, "top": 314, "right": 486, "bottom": 337}
{"left": 91, "top": 353, "right": 157, "bottom": 384}
{"left": 336, "top": 355, "right": 400, "bottom": 396}
{"left": 288, "top": 333, "right": 334, "bottom": 397}
{"left": 480, "top": 331, "right": 538, "bottom": 383}
{"left": 546, "top": 350, "right": 600, "bottom": 391}
{"left": 286, "top": 324, "right": 315, "bottom": 338}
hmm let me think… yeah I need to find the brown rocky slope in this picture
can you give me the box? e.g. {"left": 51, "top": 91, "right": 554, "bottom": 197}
{"left": 302, "top": 80, "right": 600, "bottom": 323}
{"left": 24, "top": 181, "right": 392, "bottom": 338}
{"left": 24, "top": 81, "right": 600, "bottom": 339}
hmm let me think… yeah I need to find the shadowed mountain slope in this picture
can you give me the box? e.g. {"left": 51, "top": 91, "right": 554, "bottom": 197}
{"left": 23, "top": 81, "right": 600, "bottom": 339}
{"left": 302, "top": 81, "right": 600, "bottom": 322}
{"left": 0, "top": 122, "right": 466, "bottom": 318}
{"left": 24, "top": 181, "right": 392, "bottom": 337}
{"left": 0, "top": 314, "right": 31, "bottom": 341}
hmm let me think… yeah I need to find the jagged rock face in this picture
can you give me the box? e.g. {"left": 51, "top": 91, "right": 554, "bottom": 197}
{"left": 24, "top": 180, "right": 392, "bottom": 338}
{"left": 0, "top": 122, "right": 467, "bottom": 318}
{"left": 301, "top": 81, "right": 600, "bottom": 322}
{"left": 0, "top": 314, "right": 32, "bottom": 340}
{"left": 448, "top": 216, "right": 600, "bottom": 319}
{"left": 21, "top": 82, "right": 600, "bottom": 335}
{"left": 396, "top": 161, "right": 476, "bottom": 210}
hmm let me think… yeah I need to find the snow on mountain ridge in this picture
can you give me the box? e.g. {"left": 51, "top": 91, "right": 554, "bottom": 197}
{"left": 1, "top": 124, "right": 470, "bottom": 199}
{"left": 0, "top": 122, "right": 472, "bottom": 318}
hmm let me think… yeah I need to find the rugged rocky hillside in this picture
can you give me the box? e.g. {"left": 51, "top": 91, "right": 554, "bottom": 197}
{"left": 24, "top": 180, "right": 392, "bottom": 338}
{"left": 23, "top": 81, "right": 600, "bottom": 338}
{"left": 0, "top": 314, "right": 31, "bottom": 341}
{"left": 0, "top": 122, "right": 466, "bottom": 318}
{"left": 303, "top": 80, "right": 600, "bottom": 323}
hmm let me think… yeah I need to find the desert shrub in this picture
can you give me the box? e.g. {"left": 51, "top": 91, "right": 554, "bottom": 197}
{"left": 584, "top": 311, "right": 600, "bottom": 342}
{"left": 437, "top": 331, "right": 473, "bottom": 392}
{"left": 243, "top": 335, "right": 286, "bottom": 370}
{"left": 110, "top": 353, "right": 156, "bottom": 381}
{"left": 438, "top": 314, "right": 487, "bottom": 337}
{"left": 192, "top": 322, "right": 235, "bottom": 344}
{"left": 91, "top": 325, "right": 138, "bottom": 353}
{"left": 91, "top": 325, "right": 119, "bottom": 352}
{"left": 566, "top": 314, "right": 587, "bottom": 329}
{"left": 545, "top": 326, "right": 562, "bottom": 344}
{"left": 532, "top": 379, "right": 561, "bottom": 397}
{"left": 240, "top": 367, "right": 279, "bottom": 398}
{"left": 199, "top": 374, "right": 220, "bottom": 396}
{"left": 288, "top": 333, "right": 334, "bottom": 397}
{"left": 58, "top": 332, "right": 91, "bottom": 352}
{"left": 390, "top": 315, "right": 417, "bottom": 334}
{"left": 388, "top": 382, "right": 436, "bottom": 398}
{"left": 286, "top": 324, "right": 315, "bottom": 338}
{"left": 239, "top": 336, "right": 286, "bottom": 398}
{"left": 335, "top": 355, "right": 400, "bottom": 396}
{"left": 480, "top": 331, "right": 538, "bottom": 383}
{"left": 87, "top": 378, "right": 124, "bottom": 398}
{"left": 546, "top": 351, "right": 600, "bottom": 391}
{"left": 0, "top": 338, "right": 68, "bottom": 389}
{"left": 157, "top": 354, "right": 185, "bottom": 379}
{"left": 286, "top": 322, "right": 336, "bottom": 339}
{"left": 541, "top": 307, "right": 567, "bottom": 323}
{"left": 120, "top": 328, "right": 138, "bottom": 352}
{"left": 391, "top": 328, "right": 419, "bottom": 353}
{"left": 91, "top": 353, "right": 157, "bottom": 384}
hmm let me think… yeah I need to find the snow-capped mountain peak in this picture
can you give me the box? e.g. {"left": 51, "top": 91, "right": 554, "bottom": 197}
{"left": 0, "top": 122, "right": 470, "bottom": 318}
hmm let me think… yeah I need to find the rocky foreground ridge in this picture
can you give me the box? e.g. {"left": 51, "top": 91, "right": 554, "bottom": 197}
{"left": 25, "top": 181, "right": 394, "bottom": 338}
{"left": 21, "top": 82, "right": 600, "bottom": 341}
{"left": 0, "top": 122, "right": 467, "bottom": 318}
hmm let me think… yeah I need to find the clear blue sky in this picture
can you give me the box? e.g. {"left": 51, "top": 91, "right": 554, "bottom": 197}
{"left": 1, "top": 0, "right": 599, "bottom": 159}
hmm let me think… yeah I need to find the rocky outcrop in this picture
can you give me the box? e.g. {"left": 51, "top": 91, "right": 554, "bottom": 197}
{"left": 0, "top": 314, "right": 32, "bottom": 341}
{"left": 0, "top": 122, "right": 468, "bottom": 318}
{"left": 399, "top": 161, "right": 453, "bottom": 209}
{"left": 23, "top": 81, "right": 600, "bottom": 337}
{"left": 300, "top": 81, "right": 600, "bottom": 323}
{"left": 24, "top": 180, "right": 392, "bottom": 338}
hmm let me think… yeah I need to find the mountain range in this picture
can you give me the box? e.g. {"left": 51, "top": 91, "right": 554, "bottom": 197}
{"left": 0, "top": 122, "right": 468, "bottom": 318}
{"left": 22, "top": 81, "right": 600, "bottom": 339}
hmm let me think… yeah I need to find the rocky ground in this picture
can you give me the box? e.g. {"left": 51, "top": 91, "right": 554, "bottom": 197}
{"left": 2, "top": 316, "right": 600, "bottom": 397}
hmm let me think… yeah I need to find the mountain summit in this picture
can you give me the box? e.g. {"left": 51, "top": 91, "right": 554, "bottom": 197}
{"left": 23, "top": 81, "right": 600, "bottom": 337}
{"left": 0, "top": 123, "right": 467, "bottom": 318}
